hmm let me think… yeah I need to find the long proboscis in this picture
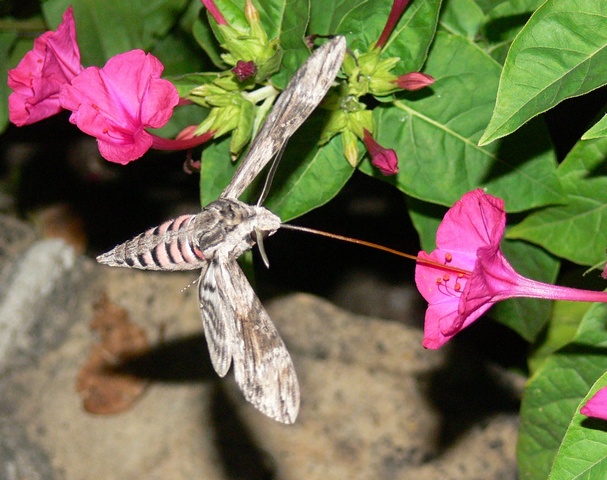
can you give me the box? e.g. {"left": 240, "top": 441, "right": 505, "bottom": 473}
{"left": 280, "top": 223, "right": 470, "bottom": 276}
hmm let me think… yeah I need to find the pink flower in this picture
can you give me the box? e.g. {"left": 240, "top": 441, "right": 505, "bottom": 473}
{"left": 395, "top": 72, "right": 435, "bottom": 91}
{"left": 581, "top": 387, "right": 607, "bottom": 421}
{"left": 363, "top": 129, "right": 398, "bottom": 175}
{"left": 415, "top": 189, "right": 607, "bottom": 349}
{"left": 8, "top": 6, "right": 83, "bottom": 126}
{"left": 200, "top": 0, "right": 228, "bottom": 25}
{"left": 59, "top": 50, "right": 180, "bottom": 164}
{"left": 376, "top": 0, "right": 412, "bottom": 49}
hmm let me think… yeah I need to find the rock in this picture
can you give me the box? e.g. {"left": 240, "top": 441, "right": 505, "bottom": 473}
{"left": 0, "top": 218, "right": 518, "bottom": 479}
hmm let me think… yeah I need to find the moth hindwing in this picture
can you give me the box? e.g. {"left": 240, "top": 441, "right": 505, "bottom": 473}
{"left": 97, "top": 36, "right": 348, "bottom": 424}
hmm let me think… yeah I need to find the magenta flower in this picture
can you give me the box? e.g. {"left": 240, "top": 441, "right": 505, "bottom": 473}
{"left": 8, "top": 6, "right": 83, "bottom": 126}
{"left": 200, "top": 0, "right": 228, "bottom": 25}
{"left": 415, "top": 189, "right": 607, "bottom": 349}
{"left": 395, "top": 72, "right": 435, "bottom": 91}
{"left": 376, "top": 0, "right": 412, "bottom": 49}
{"left": 363, "top": 129, "right": 398, "bottom": 175}
{"left": 59, "top": 50, "right": 181, "bottom": 164}
{"left": 582, "top": 386, "right": 607, "bottom": 420}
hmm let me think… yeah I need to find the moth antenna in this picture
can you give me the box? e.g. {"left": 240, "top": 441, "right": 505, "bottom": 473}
{"left": 256, "top": 143, "right": 287, "bottom": 207}
{"left": 255, "top": 228, "right": 271, "bottom": 269}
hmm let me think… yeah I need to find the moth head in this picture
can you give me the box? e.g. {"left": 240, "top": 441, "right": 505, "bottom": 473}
{"left": 251, "top": 205, "right": 281, "bottom": 235}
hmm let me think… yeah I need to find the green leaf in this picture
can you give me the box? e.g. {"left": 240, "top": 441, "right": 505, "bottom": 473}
{"left": 199, "top": 136, "right": 254, "bottom": 207}
{"left": 264, "top": 116, "right": 355, "bottom": 221}
{"left": 193, "top": 9, "right": 226, "bottom": 69}
{"left": 336, "top": 0, "right": 441, "bottom": 72}
{"left": 167, "top": 72, "right": 223, "bottom": 98}
{"left": 529, "top": 300, "right": 592, "bottom": 374}
{"left": 359, "top": 32, "right": 564, "bottom": 212}
{"left": 490, "top": 239, "right": 558, "bottom": 342}
{"left": 150, "top": 28, "right": 206, "bottom": 76}
{"left": 548, "top": 371, "right": 607, "bottom": 480}
{"left": 518, "top": 302, "right": 607, "bottom": 480}
{"left": 474, "top": 0, "right": 544, "bottom": 63}
{"left": 408, "top": 196, "right": 445, "bottom": 252}
{"left": 43, "top": 0, "right": 189, "bottom": 66}
{"left": 507, "top": 137, "right": 607, "bottom": 266}
{"left": 480, "top": 0, "right": 607, "bottom": 145}
{"left": 269, "top": 0, "right": 310, "bottom": 89}
{"left": 583, "top": 113, "right": 607, "bottom": 140}
{"left": 309, "top": 0, "right": 366, "bottom": 35}
{"left": 439, "top": 0, "right": 485, "bottom": 40}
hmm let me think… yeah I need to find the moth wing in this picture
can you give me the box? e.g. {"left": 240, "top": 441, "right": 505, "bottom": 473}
{"left": 215, "top": 260, "right": 300, "bottom": 424}
{"left": 198, "top": 261, "right": 233, "bottom": 377}
{"left": 221, "top": 35, "right": 346, "bottom": 199}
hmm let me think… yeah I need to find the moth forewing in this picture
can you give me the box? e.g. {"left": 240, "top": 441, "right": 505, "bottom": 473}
{"left": 221, "top": 35, "right": 347, "bottom": 200}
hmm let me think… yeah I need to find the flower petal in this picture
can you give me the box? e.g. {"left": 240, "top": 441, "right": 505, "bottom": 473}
{"left": 581, "top": 386, "right": 607, "bottom": 421}
{"left": 8, "top": 6, "right": 82, "bottom": 126}
{"left": 60, "top": 50, "right": 179, "bottom": 164}
{"left": 436, "top": 189, "right": 505, "bottom": 255}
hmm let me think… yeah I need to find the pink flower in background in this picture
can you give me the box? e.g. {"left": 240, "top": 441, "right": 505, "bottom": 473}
{"left": 200, "top": 0, "right": 228, "bottom": 25}
{"left": 363, "top": 129, "right": 398, "bottom": 175}
{"left": 60, "top": 50, "right": 180, "bottom": 164}
{"left": 8, "top": 6, "right": 83, "bottom": 126}
{"left": 395, "top": 72, "right": 435, "bottom": 91}
{"left": 581, "top": 387, "right": 607, "bottom": 421}
{"left": 415, "top": 189, "right": 607, "bottom": 349}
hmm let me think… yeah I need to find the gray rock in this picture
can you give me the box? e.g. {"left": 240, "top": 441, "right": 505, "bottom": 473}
{"left": 0, "top": 218, "right": 518, "bottom": 479}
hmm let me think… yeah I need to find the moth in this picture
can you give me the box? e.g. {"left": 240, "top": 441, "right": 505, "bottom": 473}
{"left": 97, "top": 36, "right": 347, "bottom": 424}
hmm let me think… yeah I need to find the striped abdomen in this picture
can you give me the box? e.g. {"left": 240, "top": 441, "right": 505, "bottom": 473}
{"left": 97, "top": 214, "right": 206, "bottom": 271}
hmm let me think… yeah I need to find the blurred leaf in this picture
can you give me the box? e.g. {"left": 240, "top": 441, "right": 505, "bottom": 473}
{"left": 193, "top": 8, "right": 226, "bottom": 69}
{"left": 0, "top": 31, "right": 18, "bottom": 133}
{"left": 480, "top": 0, "right": 607, "bottom": 145}
{"left": 43, "top": 0, "right": 189, "bottom": 66}
{"left": 151, "top": 28, "right": 206, "bottom": 76}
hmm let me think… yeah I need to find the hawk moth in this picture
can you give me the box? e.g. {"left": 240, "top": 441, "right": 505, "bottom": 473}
{"left": 97, "top": 36, "right": 346, "bottom": 423}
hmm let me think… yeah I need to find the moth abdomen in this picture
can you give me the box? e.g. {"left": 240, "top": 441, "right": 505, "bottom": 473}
{"left": 97, "top": 214, "right": 206, "bottom": 271}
